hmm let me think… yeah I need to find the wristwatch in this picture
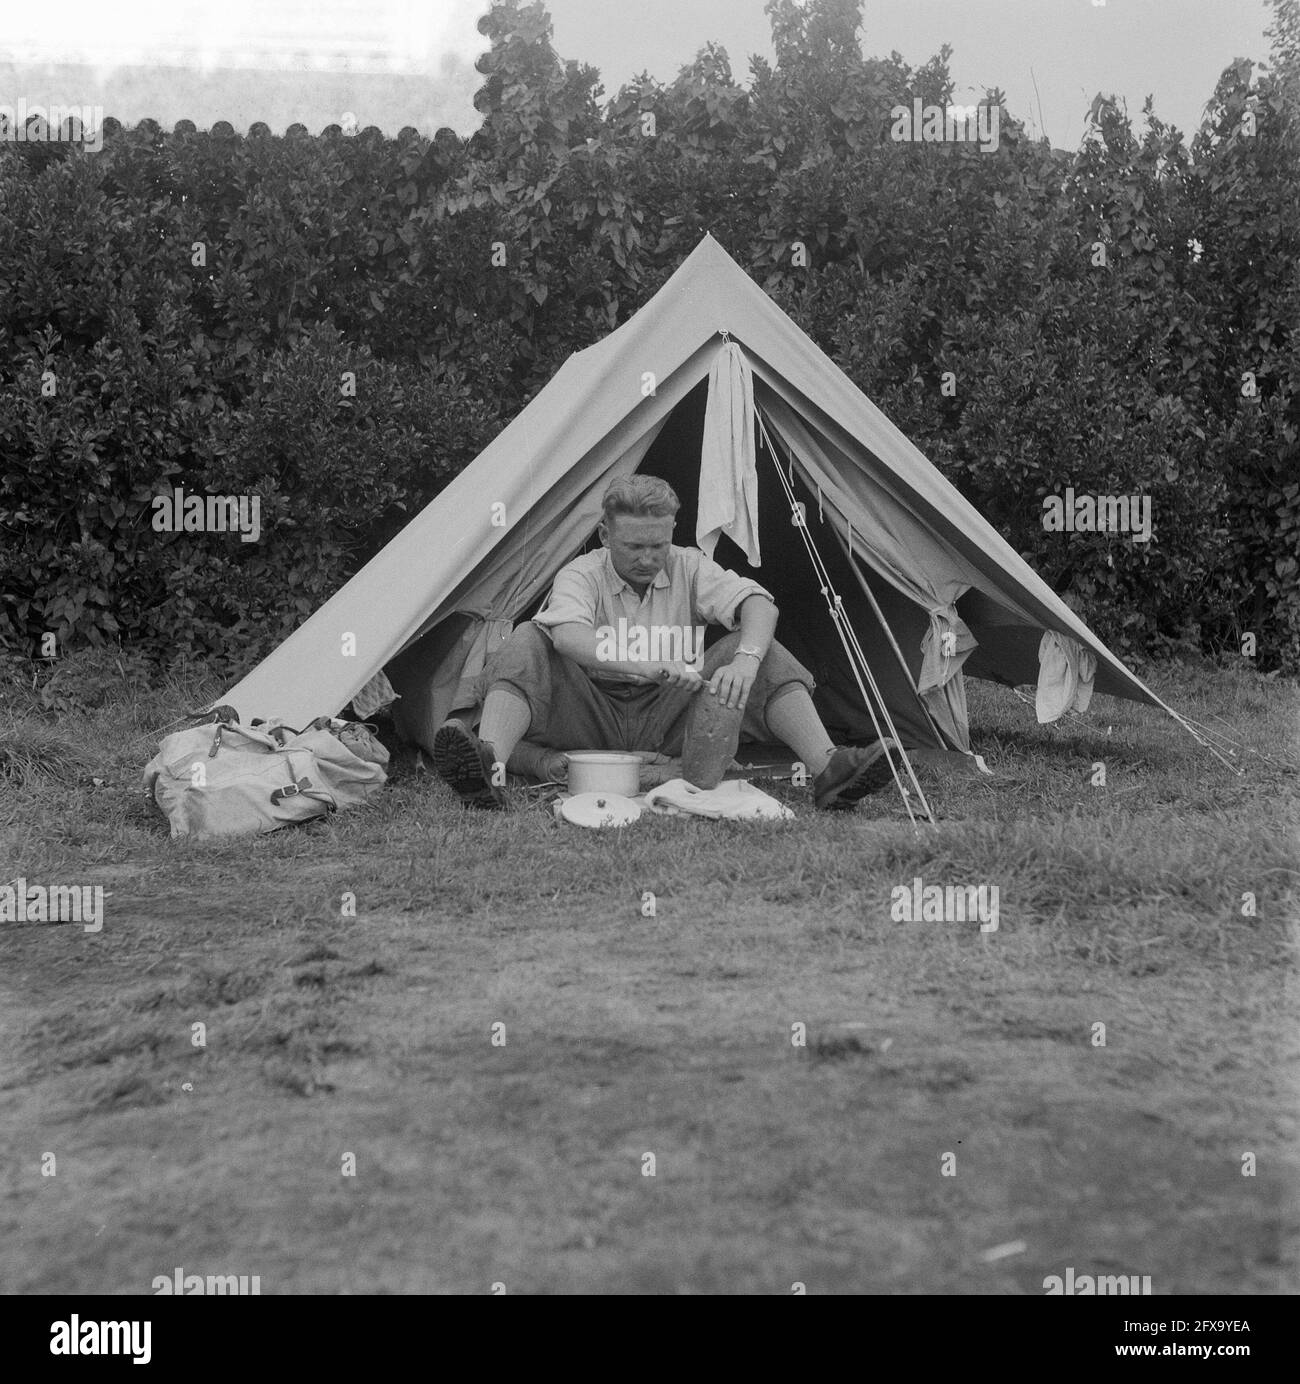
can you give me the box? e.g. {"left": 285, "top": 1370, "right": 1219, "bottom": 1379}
{"left": 735, "top": 645, "right": 765, "bottom": 660}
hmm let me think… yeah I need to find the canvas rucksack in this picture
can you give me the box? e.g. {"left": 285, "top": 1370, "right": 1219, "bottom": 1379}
{"left": 143, "top": 711, "right": 388, "bottom": 840}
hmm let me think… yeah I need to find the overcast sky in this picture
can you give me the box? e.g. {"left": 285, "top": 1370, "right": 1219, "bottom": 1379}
{"left": 0, "top": 0, "right": 1277, "bottom": 146}
{"left": 546, "top": 0, "right": 1275, "bottom": 148}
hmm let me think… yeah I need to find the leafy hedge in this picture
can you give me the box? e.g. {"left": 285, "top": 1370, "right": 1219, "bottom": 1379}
{"left": 1, "top": 0, "right": 1297, "bottom": 677}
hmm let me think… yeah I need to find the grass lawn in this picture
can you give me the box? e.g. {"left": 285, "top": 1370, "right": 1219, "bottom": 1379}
{"left": 1, "top": 651, "right": 1296, "bottom": 1295}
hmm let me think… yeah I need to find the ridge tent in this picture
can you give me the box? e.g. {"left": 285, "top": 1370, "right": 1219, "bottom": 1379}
{"left": 216, "top": 234, "right": 1212, "bottom": 783}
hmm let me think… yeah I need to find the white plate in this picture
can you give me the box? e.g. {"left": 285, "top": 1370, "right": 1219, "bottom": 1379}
{"left": 558, "top": 792, "right": 643, "bottom": 829}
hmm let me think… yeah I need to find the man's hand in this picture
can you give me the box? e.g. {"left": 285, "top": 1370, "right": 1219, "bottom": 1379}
{"left": 542, "top": 751, "right": 569, "bottom": 783}
{"left": 708, "top": 658, "right": 758, "bottom": 711}
{"left": 655, "top": 661, "right": 706, "bottom": 691}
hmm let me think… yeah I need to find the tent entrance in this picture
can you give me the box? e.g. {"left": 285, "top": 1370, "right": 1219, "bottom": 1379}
{"left": 640, "top": 382, "right": 948, "bottom": 751}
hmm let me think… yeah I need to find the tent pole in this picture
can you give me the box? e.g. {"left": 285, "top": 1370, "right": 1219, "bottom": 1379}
{"left": 835, "top": 528, "right": 952, "bottom": 752}
{"left": 831, "top": 599, "right": 939, "bottom": 819}
{"left": 830, "top": 595, "right": 939, "bottom": 824}
{"left": 757, "top": 415, "right": 934, "bottom": 823}
{"left": 755, "top": 409, "right": 937, "bottom": 827}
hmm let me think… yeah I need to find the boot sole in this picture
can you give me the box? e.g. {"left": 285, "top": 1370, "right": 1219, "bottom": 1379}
{"left": 432, "top": 723, "right": 505, "bottom": 809}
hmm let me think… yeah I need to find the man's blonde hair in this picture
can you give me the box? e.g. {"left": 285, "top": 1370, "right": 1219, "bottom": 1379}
{"left": 601, "top": 474, "right": 680, "bottom": 523}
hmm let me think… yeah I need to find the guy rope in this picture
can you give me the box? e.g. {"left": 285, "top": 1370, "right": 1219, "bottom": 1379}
{"left": 754, "top": 408, "right": 938, "bottom": 830}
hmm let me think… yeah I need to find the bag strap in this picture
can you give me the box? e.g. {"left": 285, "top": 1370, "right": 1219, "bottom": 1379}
{"left": 269, "top": 774, "right": 337, "bottom": 812}
{"left": 259, "top": 717, "right": 336, "bottom": 746}
{"left": 210, "top": 719, "right": 279, "bottom": 758}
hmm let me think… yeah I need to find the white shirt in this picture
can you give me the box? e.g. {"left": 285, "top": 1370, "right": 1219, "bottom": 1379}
{"left": 532, "top": 545, "right": 772, "bottom": 675}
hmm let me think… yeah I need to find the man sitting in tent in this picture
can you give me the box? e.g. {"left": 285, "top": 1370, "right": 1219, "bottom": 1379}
{"left": 431, "top": 474, "right": 897, "bottom": 810}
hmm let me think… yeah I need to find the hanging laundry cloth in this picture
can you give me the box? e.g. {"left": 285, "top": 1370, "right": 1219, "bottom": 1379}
{"left": 1036, "top": 630, "right": 1097, "bottom": 723}
{"left": 697, "top": 341, "right": 762, "bottom": 566}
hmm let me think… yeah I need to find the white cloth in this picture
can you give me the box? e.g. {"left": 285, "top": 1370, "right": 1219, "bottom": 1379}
{"left": 696, "top": 341, "right": 761, "bottom": 566}
{"left": 1036, "top": 631, "right": 1097, "bottom": 723}
{"left": 642, "top": 777, "right": 793, "bottom": 821}
{"left": 350, "top": 669, "right": 399, "bottom": 718}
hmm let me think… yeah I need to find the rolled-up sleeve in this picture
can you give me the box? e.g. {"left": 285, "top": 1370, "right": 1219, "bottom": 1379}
{"left": 691, "top": 552, "right": 773, "bottom": 629}
{"left": 532, "top": 565, "right": 599, "bottom": 634}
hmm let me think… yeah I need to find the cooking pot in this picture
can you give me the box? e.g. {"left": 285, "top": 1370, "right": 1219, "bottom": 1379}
{"left": 565, "top": 751, "right": 641, "bottom": 797}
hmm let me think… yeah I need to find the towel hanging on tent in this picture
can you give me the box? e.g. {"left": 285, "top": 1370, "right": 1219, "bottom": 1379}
{"left": 1036, "top": 630, "right": 1097, "bottom": 723}
{"left": 697, "top": 341, "right": 762, "bottom": 566}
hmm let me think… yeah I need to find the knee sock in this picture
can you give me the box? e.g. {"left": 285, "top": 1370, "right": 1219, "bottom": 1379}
{"left": 477, "top": 687, "right": 532, "bottom": 764}
{"left": 763, "top": 687, "right": 836, "bottom": 774}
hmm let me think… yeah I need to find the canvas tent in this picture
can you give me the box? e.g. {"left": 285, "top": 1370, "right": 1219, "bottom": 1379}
{"left": 217, "top": 234, "right": 1209, "bottom": 785}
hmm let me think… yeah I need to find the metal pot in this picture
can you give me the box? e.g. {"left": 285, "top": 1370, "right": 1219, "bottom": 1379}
{"left": 564, "top": 751, "right": 641, "bottom": 797}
